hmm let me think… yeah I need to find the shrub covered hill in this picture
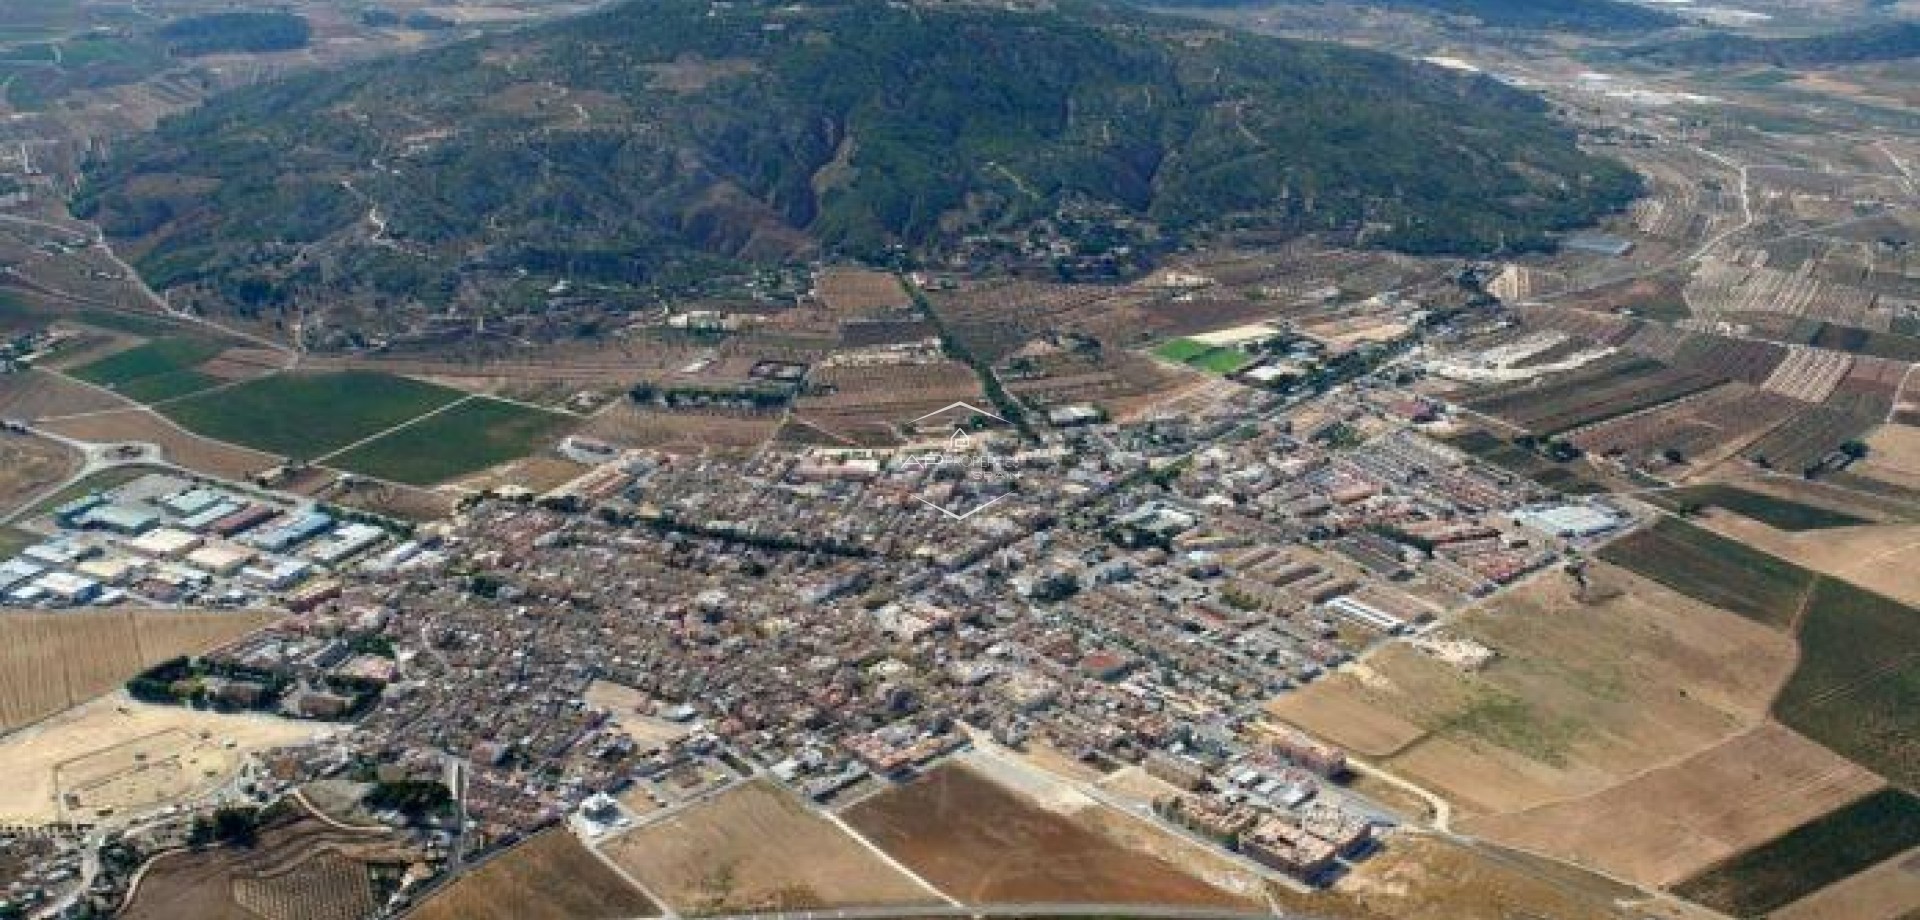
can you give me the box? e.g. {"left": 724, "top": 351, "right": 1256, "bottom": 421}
{"left": 78, "top": 0, "right": 1638, "bottom": 338}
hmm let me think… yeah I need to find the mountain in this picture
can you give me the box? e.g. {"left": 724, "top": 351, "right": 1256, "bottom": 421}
{"left": 76, "top": 0, "right": 1639, "bottom": 341}
{"left": 1627, "top": 22, "right": 1920, "bottom": 67}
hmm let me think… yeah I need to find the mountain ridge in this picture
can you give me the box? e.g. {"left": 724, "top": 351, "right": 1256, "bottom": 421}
{"left": 76, "top": 0, "right": 1640, "bottom": 341}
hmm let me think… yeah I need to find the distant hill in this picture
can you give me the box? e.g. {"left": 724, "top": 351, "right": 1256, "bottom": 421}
{"left": 1629, "top": 22, "right": 1920, "bottom": 67}
{"left": 1150, "top": 0, "right": 1681, "bottom": 34}
{"left": 77, "top": 0, "right": 1639, "bottom": 339}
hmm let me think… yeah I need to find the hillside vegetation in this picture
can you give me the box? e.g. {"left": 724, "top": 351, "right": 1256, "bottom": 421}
{"left": 1156, "top": 0, "right": 1680, "bottom": 34}
{"left": 1628, "top": 22, "right": 1920, "bottom": 67}
{"left": 76, "top": 0, "right": 1638, "bottom": 341}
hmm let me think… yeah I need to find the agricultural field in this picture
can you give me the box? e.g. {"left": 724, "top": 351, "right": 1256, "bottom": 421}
{"left": 1745, "top": 404, "right": 1878, "bottom": 473}
{"left": 0, "top": 694, "right": 325, "bottom": 824}
{"left": 158, "top": 371, "right": 464, "bottom": 460}
{"left": 1769, "top": 846, "right": 1920, "bottom": 920}
{"left": 791, "top": 359, "right": 986, "bottom": 445}
{"left": 1569, "top": 384, "right": 1801, "bottom": 473}
{"left": 843, "top": 761, "right": 1252, "bottom": 907}
{"left": 409, "top": 828, "right": 658, "bottom": 920}
{"left": 1772, "top": 577, "right": 1920, "bottom": 788}
{"left": 0, "top": 434, "right": 79, "bottom": 514}
{"left": 1673, "top": 788, "right": 1920, "bottom": 918}
{"left": 1695, "top": 503, "right": 1920, "bottom": 608}
{"left": 1268, "top": 564, "right": 1797, "bottom": 817}
{"left": 0, "top": 368, "right": 133, "bottom": 419}
{"left": 0, "top": 608, "right": 277, "bottom": 732}
{"left": 1596, "top": 517, "right": 1815, "bottom": 629}
{"left": 813, "top": 268, "right": 909, "bottom": 313}
{"left": 600, "top": 779, "right": 937, "bottom": 915}
{"left": 1465, "top": 355, "right": 1723, "bottom": 436}
{"left": 40, "top": 408, "right": 279, "bottom": 479}
{"left": 1267, "top": 833, "right": 1701, "bottom": 920}
{"left": 1463, "top": 722, "right": 1882, "bottom": 887}
{"left": 578, "top": 402, "right": 782, "bottom": 454}
{"left": 67, "top": 336, "right": 227, "bottom": 403}
{"left": 120, "top": 801, "right": 416, "bottom": 920}
{"left": 324, "top": 396, "right": 576, "bottom": 486}
{"left": 1444, "top": 429, "right": 1613, "bottom": 495}
{"left": 1645, "top": 484, "right": 1871, "bottom": 530}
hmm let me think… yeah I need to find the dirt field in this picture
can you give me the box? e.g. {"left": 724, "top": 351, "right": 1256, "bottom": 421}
{"left": 0, "top": 369, "right": 131, "bottom": 418}
{"left": 1463, "top": 721, "right": 1883, "bottom": 887}
{"left": 1856, "top": 423, "right": 1920, "bottom": 492}
{"left": 581, "top": 680, "right": 692, "bottom": 750}
{"left": 0, "top": 608, "right": 278, "bottom": 732}
{"left": 843, "top": 761, "right": 1252, "bottom": 908}
{"left": 1268, "top": 565, "right": 1797, "bottom": 817}
{"left": 41, "top": 408, "right": 278, "bottom": 479}
{"left": 814, "top": 269, "right": 909, "bottom": 313}
{"left": 121, "top": 802, "right": 413, "bottom": 920}
{"left": 577, "top": 403, "right": 781, "bottom": 454}
{"left": 601, "top": 779, "right": 936, "bottom": 915}
{"left": 1268, "top": 833, "right": 1712, "bottom": 920}
{"left": 0, "top": 694, "right": 329, "bottom": 823}
{"left": 1770, "top": 846, "right": 1920, "bottom": 920}
{"left": 408, "top": 828, "right": 659, "bottom": 920}
{"left": 0, "top": 435, "right": 79, "bottom": 515}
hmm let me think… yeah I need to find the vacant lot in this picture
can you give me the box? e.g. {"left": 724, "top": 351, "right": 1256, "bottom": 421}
{"left": 0, "top": 694, "right": 325, "bottom": 823}
{"left": 68, "top": 336, "right": 226, "bottom": 403}
{"left": 1269, "top": 565, "right": 1797, "bottom": 817}
{"left": 844, "top": 762, "right": 1247, "bottom": 907}
{"left": 1647, "top": 484, "right": 1870, "bottom": 530}
{"left": 327, "top": 396, "right": 575, "bottom": 485}
{"left": 1674, "top": 788, "right": 1920, "bottom": 917}
{"left": 602, "top": 779, "right": 935, "bottom": 915}
{"left": 121, "top": 803, "right": 412, "bottom": 920}
{"left": 1774, "top": 577, "right": 1920, "bottom": 788}
{"left": 1464, "top": 722, "right": 1882, "bottom": 887}
{"left": 410, "top": 828, "right": 657, "bottom": 920}
{"left": 0, "top": 608, "right": 277, "bottom": 732}
{"left": 160, "top": 371, "right": 463, "bottom": 459}
{"left": 1598, "top": 517, "right": 1814, "bottom": 628}
{"left": 0, "top": 435, "right": 79, "bottom": 515}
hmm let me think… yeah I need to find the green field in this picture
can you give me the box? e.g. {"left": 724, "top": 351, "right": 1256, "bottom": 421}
{"left": 1774, "top": 578, "right": 1920, "bottom": 788}
{"left": 1597, "top": 517, "right": 1815, "bottom": 628}
{"left": 327, "top": 397, "right": 575, "bottom": 485}
{"left": 1673, "top": 788, "right": 1920, "bottom": 917}
{"left": 1153, "top": 338, "right": 1211, "bottom": 363}
{"left": 159, "top": 371, "right": 464, "bottom": 460}
{"left": 1647, "top": 484, "right": 1872, "bottom": 531}
{"left": 1153, "top": 338, "right": 1256, "bottom": 375}
{"left": 68, "top": 337, "right": 225, "bottom": 403}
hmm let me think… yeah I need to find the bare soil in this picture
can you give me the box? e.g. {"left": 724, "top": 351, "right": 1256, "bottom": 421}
{"left": 409, "top": 828, "right": 658, "bottom": 920}
{"left": 601, "top": 779, "right": 936, "bottom": 915}
{"left": 842, "top": 762, "right": 1252, "bottom": 908}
